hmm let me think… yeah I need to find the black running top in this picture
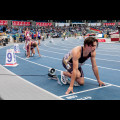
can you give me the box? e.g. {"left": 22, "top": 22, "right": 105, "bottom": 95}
{"left": 69, "top": 46, "right": 91, "bottom": 64}
{"left": 79, "top": 46, "right": 91, "bottom": 63}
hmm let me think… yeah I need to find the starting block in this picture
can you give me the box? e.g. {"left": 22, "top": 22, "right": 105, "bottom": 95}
{"left": 14, "top": 44, "right": 20, "bottom": 53}
{"left": 5, "top": 49, "right": 18, "bottom": 67}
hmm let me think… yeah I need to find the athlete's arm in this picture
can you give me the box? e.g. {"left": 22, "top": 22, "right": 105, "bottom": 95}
{"left": 70, "top": 56, "right": 78, "bottom": 87}
{"left": 27, "top": 42, "right": 31, "bottom": 58}
{"left": 36, "top": 43, "right": 41, "bottom": 57}
{"left": 91, "top": 51, "right": 105, "bottom": 86}
{"left": 65, "top": 49, "right": 79, "bottom": 94}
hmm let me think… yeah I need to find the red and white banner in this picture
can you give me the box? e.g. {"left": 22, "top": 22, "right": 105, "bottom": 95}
{"left": 90, "top": 28, "right": 101, "bottom": 32}
{"left": 97, "top": 39, "right": 106, "bottom": 42}
{"left": 12, "top": 21, "right": 31, "bottom": 26}
{"left": 0, "top": 20, "right": 8, "bottom": 25}
{"left": 111, "top": 38, "right": 119, "bottom": 41}
{"left": 36, "top": 22, "right": 52, "bottom": 26}
{"left": 103, "top": 23, "right": 115, "bottom": 26}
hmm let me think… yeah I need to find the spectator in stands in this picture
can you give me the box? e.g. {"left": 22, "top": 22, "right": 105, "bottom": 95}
{"left": 0, "top": 26, "right": 7, "bottom": 45}
{"left": 107, "top": 28, "right": 110, "bottom": 38}
{"left": 19, "top": 35, "right": 24, "bottom": 42}
{"left": 0, "top": 26, "right": 6, "bottom": 36}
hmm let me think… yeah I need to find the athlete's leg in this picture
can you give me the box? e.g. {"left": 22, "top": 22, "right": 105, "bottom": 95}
{"left": 62, "top": 59, "right": 84, "bottom": 86}
{"left": 26, "top": 45, "right": 29, "bottom": 57}
{"left": 25, "top": 40, "right": 27, "bottom": 50}
{"left": 38, "top": 38, "right": 40, "bottom": 45}
{"left": 63, "top": 70, "right": 84, "bottom": 85}
{"left": 76, "top": 67, "right": 84, "bottom": 85}
{"left": 31, "top": 48, "right": 35, "bottom": 56}
{"left": 32, "top": 48, "right": 35, "bottom": 54}
{"left": 63, "top": 71, "right": 71, "bottom": 78}
{"left": 38, "top": 40, "right": 40, "bottom": 45}
{"left": 76, "top": 77, "right": 84, "bottom": 85}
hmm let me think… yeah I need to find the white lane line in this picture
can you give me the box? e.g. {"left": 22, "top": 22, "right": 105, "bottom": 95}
{"left": 84, "top": 77, "right": 120, "bottom": 88}
{"left": 95, "top": 58, "right": 120, "bottom": 63}
{"left": 59, "top": 84, "right": 112, "bottom": 98}
{"left": 85, "top": 64, "right": 120, "bottom": 72}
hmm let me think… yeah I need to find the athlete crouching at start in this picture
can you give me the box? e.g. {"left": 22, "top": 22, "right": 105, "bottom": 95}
{"left": 61, "top": 37, "right": 105, "bottom": 94}
{"left": 27, "top": 40, "right": 41, "bottom": 58}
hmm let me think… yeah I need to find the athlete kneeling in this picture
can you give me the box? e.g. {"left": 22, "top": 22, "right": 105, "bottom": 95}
{"left": 27, "top": 40, "right": 41, "bottom": 58}
{"left": 61, "top": 37, "right": 105, "bottom": 94}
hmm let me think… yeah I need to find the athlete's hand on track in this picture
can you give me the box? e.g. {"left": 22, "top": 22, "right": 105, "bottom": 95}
{"left": 39, "top": 54, "right": 41, "bottom": 57}
{"left": 27, "top": 55, "right": 30, "bottom": 58}
{"left": 65, "top": 87, "right": 74, "bottom": 95}
{"left": 98, "top": 80, "right": 106, "bottom": 87}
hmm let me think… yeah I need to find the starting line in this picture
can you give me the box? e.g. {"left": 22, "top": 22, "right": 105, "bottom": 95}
{"left": 59, "top": 84, "right": 112, "bottom": 98}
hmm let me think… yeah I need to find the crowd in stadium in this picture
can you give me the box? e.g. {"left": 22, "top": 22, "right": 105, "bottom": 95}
{"left": 0, "top": 20, "right": 120, "bottom": 46}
